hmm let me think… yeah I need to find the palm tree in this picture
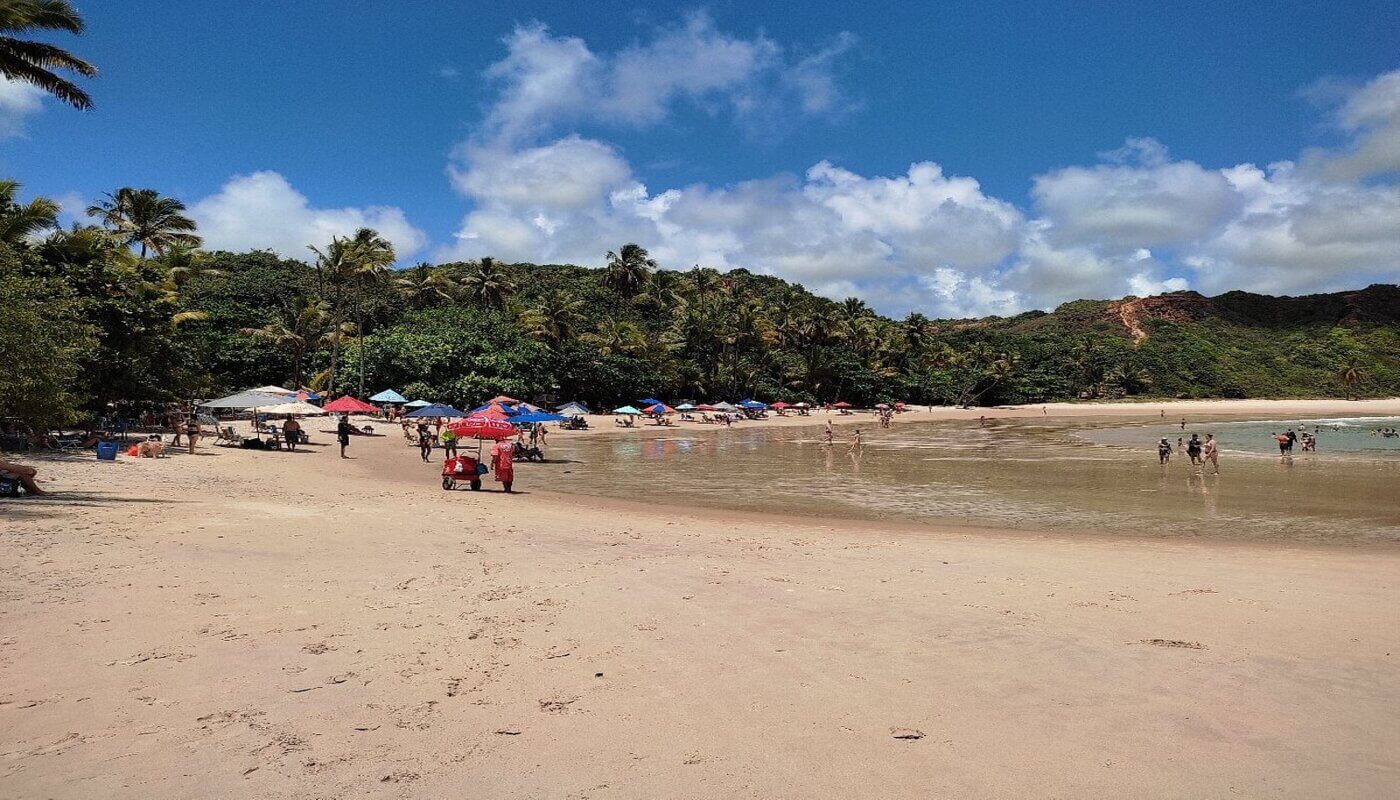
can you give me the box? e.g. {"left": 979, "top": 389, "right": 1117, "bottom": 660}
{"left": 0, "top": 179, "right": 58, "bottom": 245}
{"left": 240, "top": 298, "right": 329, "bottom": 388}
{"left": 521, "top": 289, "right": 584, "bottom": 347}
{"left": 395, "top": 263, "right": 456, "bottom": 307}
{"left": 1337, "top": 359, "right": 1364, "bottom": 400}
{"left": 87, "top": 187, "right": 201, "bottom": 258}
{"left": 584, "top": 319, "right": 646, "bottom": 356}
{"left": 343, "top": 228, "right": 394, "bottom": 396}
{"left": 461, "top": 256, "right": 514, "bottom": 309}
{"left": 603, "top": 243, "right": 655, "bottom": 297}
{"left": 0, "top": 0, "right": 97, "bottom": 110}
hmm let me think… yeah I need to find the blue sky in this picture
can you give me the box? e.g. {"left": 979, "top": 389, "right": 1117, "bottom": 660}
{"left": 3, "top": 1, "right": 1397, "bottom": 316}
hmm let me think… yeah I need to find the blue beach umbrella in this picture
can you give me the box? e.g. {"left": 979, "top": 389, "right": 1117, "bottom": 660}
{"left": 639, "top": 397, "right": 664, "bottom": 407}
{"left": 370, "top": 389, "right": 407, "bottom": 403}
{"left": 740, "top": 399, "right": 767, "bottom": 409}
{"left": 404, "top": 403, "right": 468, "bottom": 418}
{"left": 513, "top": 411, "right": 568, "bottom": 423}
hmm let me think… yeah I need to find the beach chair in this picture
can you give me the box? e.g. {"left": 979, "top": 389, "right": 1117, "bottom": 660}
{"left": 215, "top": 426, "right": 243, "bottom": 446}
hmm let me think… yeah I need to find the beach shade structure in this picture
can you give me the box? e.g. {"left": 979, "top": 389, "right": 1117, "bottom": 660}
{"left": 488, "top": 395, "right": 521, "bottom": 405}
{"left": 645, "top": 403, "right": 676, "bottom": 415}
{"left": 639, "top": 397, "right": 664, "bottom": 407}
{"left": 472, "top": 401, "right": 519, "bottom": 417}
{"left": 200, "top": 390, "right": 293, "bottom": 409}
{"left": 793, "top": 402, "right": 811, "bottom": 408}
{"left": 875, "top": 403, "right": 891, "bottom": 410}
{"left": 712, "top": 401, "right": 737, "bottom": 411}
{"left": 770, "top": 401, "right": 791, "bottom": 409}
{"left": 404, "top": 403, "right": 468, "bottom": 418}
{"left": 555, "top": 401, "right": 590, "bottom": 416}
{"left": 369, "top": 389, "right": 407, "bottom": 404}
{"left": 447, "top": 415, "right": 517, "bottom": 440}
{"left": 512, "top": 411, "right": 568, "bottom": 424}
{"left": 516, "top": 402, "right": 544, "bottom": 413}
{"left": 293, "top": 390, "right": 321, "bottom": 402}
{"left": 832, "top": 401, "right": 853, "bottom": 408}
{"left": 259, "top": 401, "right": 327, "bottom": 416}
{"left": 613, "top": 405, "right": 643, "bottom": 415}
{"left": 675, "top": 403, "right": 697, "bottom": 411}
{"left": 695, "top": 404, "right": 719, "bottom": 411}
{"left": 249, "top": 385, "right": 295, "bottom": 395}
{"left": 404, "top": 399, "right": 432, "bottom": 409}
{"left": 739, "top": 399, "right": 767, "bottom": 410}
{"left": 323, "top": 395, "right": 379, "bottom": 414}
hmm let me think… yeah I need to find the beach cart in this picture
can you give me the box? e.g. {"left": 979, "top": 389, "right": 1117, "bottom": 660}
{"left": 441, "top": 455, "right": 486, "bottom": 491}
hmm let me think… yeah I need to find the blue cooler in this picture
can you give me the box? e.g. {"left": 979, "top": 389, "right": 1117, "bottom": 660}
{"left": 95, "top": 440, "right": 119, "bottom": 460}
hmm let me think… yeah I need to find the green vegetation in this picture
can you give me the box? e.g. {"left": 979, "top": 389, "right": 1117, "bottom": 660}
{"left": 0, "top": 0, "right": 97, "bottom": 109}
{"left": 3, "top": 181, "right": 1398, "bottom": 430}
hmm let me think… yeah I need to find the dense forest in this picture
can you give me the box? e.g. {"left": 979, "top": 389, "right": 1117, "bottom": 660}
{"left": 3, "top": 180, "right": 1398, "bottom": 431}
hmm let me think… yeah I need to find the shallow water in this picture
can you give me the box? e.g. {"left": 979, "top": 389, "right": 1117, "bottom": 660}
{"left": 533, "top": 416, "right": 1400, "bottom": 544}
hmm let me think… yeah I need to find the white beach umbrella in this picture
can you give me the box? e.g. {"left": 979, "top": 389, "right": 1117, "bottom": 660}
{"left": 259, "top": 401, "right": 327, "bottom": 416}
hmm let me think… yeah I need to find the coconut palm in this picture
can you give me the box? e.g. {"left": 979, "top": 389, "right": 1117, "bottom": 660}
{"left": 395, "top": 263, "right": 457, "bottom": 307}
{"left": 461, "top": 256, "right": 514, "bottom": 309}
{"left": 603, "top": 243, "right": 655, "bottom": 297}
{"left": 1337, "top": 359, "right": 1364, "bottom": 400}
{"left": 584, "top": 319, "right": 646, "bottom": 356}
{"left": 87, "top": 187, "right": 201, "bottom": 258}
{"left": 0, "top": 0, "right": 97, "bottom": 110}
{"left": 0, "top": 179, "right": 58, "bottom": 245}
{"left": 239, "top": 298, "right": 330, "bottom": 388}
{"left": 521, "top": 289, "right": 584, "bottom": 347}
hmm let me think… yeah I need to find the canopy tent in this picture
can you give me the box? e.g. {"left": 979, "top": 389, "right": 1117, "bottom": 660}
{"left": 639, "top": 397, "right": 664, "bottom": 407}
{"left": 512, "top": 411, "right": 568, "bottom": 424}
{"left": 712, "top": 401, "right": 737, "bottom": 411}
{"left": 249, "top": 385, "right": 295, "bottom": 395}
{"left": 770, "top": 401, "right": 791, "bottom": 409}
{"left": 258, "top": 401, "right": 327, "bottom": 416}
{"left": 695, "top": 404, "right": 719, "bottom": 411}
{"left": 369, "top": 389, "right": 407, "bottom": 403}
{"left": 447, "top": 415, "right": 517, "bottom": 440}
{"left": 200, "top": 390, "right": 292, "bottom": 409}
{"left": 613, "top": 405, "right": 642, "bottom": 415}
{"left": 675, "top": 403, "right": 696, "bottom": 411}
{"left": 739, "top": 399, "right": 767, "bottom": 409}
{"left": 555, "top": 401, "right": 590, "bottom": 415}
{"left": 404, "top": 399, "right": 432, "bottom": 408}
{"left": 323, "top": 395, "right": 378, "bottom": 414}
{"left": 404, "top": 403, "right": 468, "bottom": 418}
{"left": 645, "top": 403, "right": 676, "bottom": 415}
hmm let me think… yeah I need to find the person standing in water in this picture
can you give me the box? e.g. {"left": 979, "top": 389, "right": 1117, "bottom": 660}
{"left": 1202, "top": 434, "right": 1219, "bottom": 474}
{"left": 848, "top": 428, "right": 863, "bottom": 452}
{"left": 1187, "top": 433, "right": 1203, "bottom": 466}
{"left": 1158, "top": 437, "right": 1173, "bottom": 464}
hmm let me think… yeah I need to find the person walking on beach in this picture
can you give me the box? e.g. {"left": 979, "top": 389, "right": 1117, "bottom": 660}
{"left": 490, "top": 438, "right": 515, "bottom": 493}
{"left": 337, "top": 415, "right": 352, "bottom": 458}
{"left": 1158, "top": 437, "right": 1173, "bottom": 464}
{"left": 282, "top": 416, "right": 301, "bottom": 451}
{"left": 1202, "top": 434, "right": 1219, "bottom": 474}
{"left": 184, "top": 411, "right": 200, "bottom": 455}
{"left": 416, "top": 422, "right": 433, "bottom": 462}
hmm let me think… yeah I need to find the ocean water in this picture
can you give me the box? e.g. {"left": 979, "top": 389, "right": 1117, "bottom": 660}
{"left": 533, "top": 416, "right": 1400, "bottom": 544}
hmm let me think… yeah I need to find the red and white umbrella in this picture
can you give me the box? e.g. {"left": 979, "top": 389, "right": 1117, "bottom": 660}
{"left": 448, "top": 415, "right": 518, "bottom": 440}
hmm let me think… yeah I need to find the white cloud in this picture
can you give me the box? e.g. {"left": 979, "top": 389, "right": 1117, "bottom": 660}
{"left": 190, "top": 171, "right": 427, "bottom": 260}
{"left": 1302, "top": 69, "right": 1400, "bottom": 181}
{"left": 0, "top": 78, "right": 44, "bottom": 139}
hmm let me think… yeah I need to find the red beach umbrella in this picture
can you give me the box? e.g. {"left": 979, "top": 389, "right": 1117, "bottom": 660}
{"left": 695, "top": 404, "right": 719, "bottom": 411}
{"left": 771, "top": 401, "right": 791, "bottom": 409}
{"left": 323, "top": 395, "right": 378, "bottom": 413}
{"left": 833, "top": 401, "right": 853, "bottom": 408}
{"left": 448, "top": 415, "right": 518, "bottom": 440}
{"left": 644, "top": 403, "right": 676, "bottom": 415}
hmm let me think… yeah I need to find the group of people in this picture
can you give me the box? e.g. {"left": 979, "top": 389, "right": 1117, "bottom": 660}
{"left": 1370, "top": 428, "right": 1399, "bottom": 438}
{"left": 1157, "top": 432, "right": 1220, "bottom": 474}
{"left": 1270, "top": 428, "right": 1317, "bottom": 454}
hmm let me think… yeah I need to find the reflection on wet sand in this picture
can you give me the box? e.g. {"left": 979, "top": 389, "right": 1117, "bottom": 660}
{"left": 536, "top": 416, "right": 1400, "bottom": 544}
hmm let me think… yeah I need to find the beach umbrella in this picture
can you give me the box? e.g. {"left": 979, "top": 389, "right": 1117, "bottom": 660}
{"left": 794, "top": 402, "right": 811, "bottom": 408}
{"left": 512, "top": 411, "right": 568, "bottom": 423}
{"left": 369, "top": 389, "right": 407, "bottom": 403}
{"left": 472, "top": 401, "right": 518, "bottom": 418}
{"left": 639, "top": 397, "right": 664, "bottom": 407}
{"left": 292, "top": 390, "right": 321, "bottom": 402}
{"left": 556, "top": 401, "right": 590, "bottom": 415}
{"left": 770, "top": 401, "right": 790, "bottom": 409}
{"left": 259, "top": 401, "right": 327, "bottom": 416}
{"left": 200, "top": 390, "right": 292, "bottom": 409}
{"left": 645, "top": 403, "right": 676, "bottom": 415}
{"left": 695, "top": 404, "right": 719, "bottom": 411}
{"left": 712, "top": 401, "right": 737, "bottom": 411}
{"left": 833, "top": 401, "right": 852, "bottom": 408}
{"left": 676, "top": 403, "right": 696, "bottom": 411}
{"left": 249, "top": 385, "right": 295, "bottom": 395}
{"left": 404, "top": 399, "right": 432, "bottom": 409}
{"left": 875, "top": 403, "right": 890, "bottom": 410}
{"left": 613, "top": 405, "right": 642, "bottom": 415}
{"left": 323, "top": 395, "right": 378, "bottom": 413}
{"left": 404, "top": 403, "right": 468, "bottom": 418}
{"left": 447, "top": 415, "right": 517, "bottom": 439}
{"left": 740, "top": 399, "right": 766, "bottom": 409}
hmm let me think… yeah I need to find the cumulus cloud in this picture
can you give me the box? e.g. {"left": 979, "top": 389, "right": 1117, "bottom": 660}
{"left": 1301, "top": 69, "right": 1400, "bottom": 181}
{"left": 190, "top": 171, "right": 427, "bottom": 260}
{"left": 444, "top": 21, "right": 1399, "bottom": 316}
{"left": 0, "top": 78, "right": 44, "bottom": 139}
{"left": 476, "top": 13, "right": 856, "bottom": 146}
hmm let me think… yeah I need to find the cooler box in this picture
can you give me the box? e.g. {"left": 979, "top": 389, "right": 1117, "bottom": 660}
{"left": 95, "top": 440, "right": 119, "bottom": 460}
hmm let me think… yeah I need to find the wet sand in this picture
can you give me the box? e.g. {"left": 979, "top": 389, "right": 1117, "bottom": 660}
{"left": 2, "top": 401, "right": 1399, "bottom": 798}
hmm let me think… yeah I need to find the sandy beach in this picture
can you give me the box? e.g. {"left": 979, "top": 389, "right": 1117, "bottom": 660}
{"left": 3, "top": 400, "right": 1399, "bottom": 798}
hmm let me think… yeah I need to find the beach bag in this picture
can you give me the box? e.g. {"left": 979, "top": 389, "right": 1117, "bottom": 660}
{"left": 127, "top": 445, "right": 140, "bottom": 457}
{"left": 0, "top": 476, "right": 19, "bottom": 496}
{"left": 475, "top": 463, "right": 488, "bottom": 475}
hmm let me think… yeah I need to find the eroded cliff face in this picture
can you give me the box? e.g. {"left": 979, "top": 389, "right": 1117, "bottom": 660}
{"left": 1097, "top": 285, "right": 1400, "bottom": 342}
